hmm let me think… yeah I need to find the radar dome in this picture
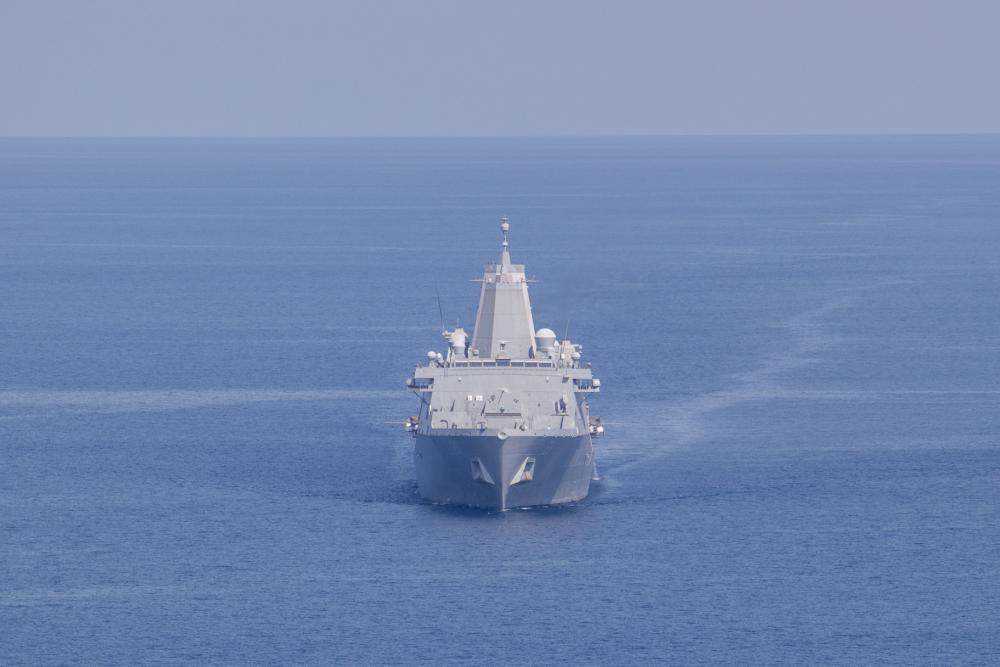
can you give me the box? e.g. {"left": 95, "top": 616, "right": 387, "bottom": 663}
{"left": 535, "top": 328, "right": 557, "bottom": 351}
{"left": 449, "top": 329, "right": 467, "bottom": 351}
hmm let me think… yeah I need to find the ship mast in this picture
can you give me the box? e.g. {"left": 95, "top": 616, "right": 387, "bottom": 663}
{"left": 470, "top": 218, "right": 537, "bottom": 359}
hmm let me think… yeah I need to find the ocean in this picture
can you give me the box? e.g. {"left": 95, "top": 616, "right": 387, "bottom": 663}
{"left": 2, "top": 136, "right": 998, "bottom": 664}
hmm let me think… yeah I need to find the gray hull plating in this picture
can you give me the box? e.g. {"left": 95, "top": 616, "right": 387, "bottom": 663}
{"left": 415, "top": 432, "right": 593, "bottom": 510}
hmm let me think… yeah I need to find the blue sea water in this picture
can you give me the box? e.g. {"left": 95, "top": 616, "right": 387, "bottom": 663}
{"left": 1, "top": 136, "right": 999, "bottom": 664}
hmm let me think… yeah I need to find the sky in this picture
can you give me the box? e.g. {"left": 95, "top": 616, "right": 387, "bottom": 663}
{"left": 1, "top": 0, "right": 999, "bottom": 137}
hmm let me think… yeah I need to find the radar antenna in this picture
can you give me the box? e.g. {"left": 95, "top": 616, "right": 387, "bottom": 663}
{"left": 499, "top": 216, "right": 512, "bottom": 269}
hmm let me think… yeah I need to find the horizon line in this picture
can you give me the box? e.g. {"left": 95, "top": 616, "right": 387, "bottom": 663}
{"left": 2, "top": 131, "right": 1000, "bottom": 140}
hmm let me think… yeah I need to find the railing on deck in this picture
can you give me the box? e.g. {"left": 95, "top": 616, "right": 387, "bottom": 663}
{"left": 448, "top": 360, "right": 555, "bottom": 369}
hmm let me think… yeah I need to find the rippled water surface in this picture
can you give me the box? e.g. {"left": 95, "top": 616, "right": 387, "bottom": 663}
{"left": 2, "top": 137, "right": 999, "bottom": 664}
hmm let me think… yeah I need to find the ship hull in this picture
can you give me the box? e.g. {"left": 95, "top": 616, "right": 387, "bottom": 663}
{"left": 414, "top": 432, "right": 594, "bottom": 510}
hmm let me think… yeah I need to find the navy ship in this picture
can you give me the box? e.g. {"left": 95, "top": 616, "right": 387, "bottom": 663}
{"left": 405, "top": 219, "right": 603, "bottom": 509}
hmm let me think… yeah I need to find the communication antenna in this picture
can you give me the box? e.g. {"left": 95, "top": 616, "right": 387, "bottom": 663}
{"left": 563, "top": 316, "right": 570, "bottom": 341}
{"left": 435, "top": 285, "right": 445, "bottom": 333}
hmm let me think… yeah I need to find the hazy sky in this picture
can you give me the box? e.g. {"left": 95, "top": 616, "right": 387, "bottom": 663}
{"left": 2, "top": 0, "right": 999, "bottom": 136}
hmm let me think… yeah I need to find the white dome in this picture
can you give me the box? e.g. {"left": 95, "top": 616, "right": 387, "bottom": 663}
{"left": 535, "top": 328, "right": 557, "bottom": 352}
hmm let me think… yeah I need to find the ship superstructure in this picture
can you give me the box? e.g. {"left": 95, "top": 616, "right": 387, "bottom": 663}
{"left": 405, "top": 219, "right": 603, "bottom": 509}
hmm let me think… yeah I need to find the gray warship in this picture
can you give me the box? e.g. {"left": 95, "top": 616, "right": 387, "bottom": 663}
{"left": 405, "top": 219, "right": 603, "bottom": 510}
